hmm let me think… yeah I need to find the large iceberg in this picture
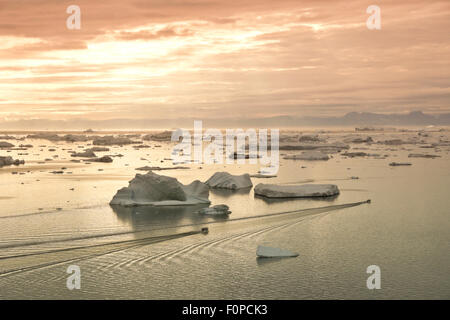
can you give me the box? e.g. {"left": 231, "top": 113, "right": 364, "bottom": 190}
{"left": 0, "top": 156, "right": 25, "bottom": 168}
{"left": 205, "top": 172, "right": 253, "bottom": 190}
{"left": 254, "top": 183, "right": 339, "bottom": 198}
{"left": 110, "top": 171, "right": 210, "bottom": 207}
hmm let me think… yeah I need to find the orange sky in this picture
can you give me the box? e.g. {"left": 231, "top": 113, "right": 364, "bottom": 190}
{"left": 0, "top": 0, "right": 449, "bottom": 123}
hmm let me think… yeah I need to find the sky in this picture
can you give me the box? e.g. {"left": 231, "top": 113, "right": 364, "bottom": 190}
{"left": 0, "top": 0, "right": 449, "bottom": 126}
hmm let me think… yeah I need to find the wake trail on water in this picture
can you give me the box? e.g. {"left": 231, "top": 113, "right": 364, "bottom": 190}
{"left": 0, "top": 200, "right": 369, "bottom": 251}
{"left": 0, "top": 200, "right": 369, "bottom": 278}
{"left": 0, "top": 231, "right": 200, "bottom": 278}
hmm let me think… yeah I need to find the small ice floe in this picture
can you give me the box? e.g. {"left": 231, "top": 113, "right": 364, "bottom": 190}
{"left": 71, "top": 149, "right": 96, "bottom": 158}
{"left": 87, "top": 156, "right": 113, "bottom": 163}
{"left": 229, "top": 151, "right": 261, "bottom": 160}
{"left": 408, "top": 153, "right": 441, "bottom": 159}
{"left": 283, "top": 151, "right": 329, "bottom": 161}
{"left": 250, "top": 173, "right": 277, "bottom": 178}
{"left": 90, "top": 147, "right": 110, "bottom": 152}
{"left": 256, "top": 245, "right": 299, "bottom": 258}
{"left": 197, "top": 204, "right": 231, "bottom": 215}
{"left": 389, "top": 162, "right": 412, "bottom": 166}
{"left": 344, "top": 136, "right": 373, "bottom": 144}
{"left": 93, "top": 136, "right": 140, "bottom": 146}
{"left": 298, "top": 134, "right": 323, "bottom": 143}
{"left": 142, "top": 131, "right": 172, "bottom": 142}
{"left": 279, "top": 142, "right": 349, "bottom": 152}
{"left": 135, "top": 165, "right": 189, "bottom": 171}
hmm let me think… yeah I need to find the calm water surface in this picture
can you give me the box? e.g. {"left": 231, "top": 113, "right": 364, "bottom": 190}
{"left": 0, "top": 130, "right": 449, "bottom": 299}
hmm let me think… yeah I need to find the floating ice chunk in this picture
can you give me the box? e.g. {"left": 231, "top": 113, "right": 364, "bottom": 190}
{"left": 197, "top": 204, "right": 231, "bottom": 215}
{"left": 254, "top": 183, "right": 339, "bottom": 198}
{"left": 408, "top": 153, "right": 441, "bottom": 158}
{"left": 71, "top": 149, "right": 96, "bottom": 158}
{"left": 110, "top": 171, "right": 210, "bottom": 207}
{"left": 389, "top": 162, "right": 412, "bottom": 166}
{"left": 205, "top": 172, "right": 253, "bottom": 190}
{"left": 87, "top": 156, "right": 113, "bottom": 163}
{"left": 0, "top": 141, "right": 14, "bottom": 148}
{"left": 283, "top": 151, "right": 329, "bottom": 161}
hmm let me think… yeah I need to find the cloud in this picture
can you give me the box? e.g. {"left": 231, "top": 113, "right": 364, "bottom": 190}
{"left": 0, "top": 0, "right": 449, "bottom": 123}
{"left": 116, "top": 26, "right": 194, "bottom": 40}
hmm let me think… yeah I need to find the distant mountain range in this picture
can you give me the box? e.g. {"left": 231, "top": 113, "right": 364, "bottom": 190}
{"left": 1, "top": 111, "right": 449, "bottom": 130}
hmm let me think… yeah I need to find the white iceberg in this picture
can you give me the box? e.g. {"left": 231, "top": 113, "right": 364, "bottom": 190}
{"left": 254, "top": 183, "right": 339, "bottom": 198}
{"left": 205, "top": 172, "right": 253, "bottom": 190}
{"left": 256, "top": 245, "right": 299, "bottom": 258}
{"left": 110, "top": 171, "right": 210, "bottom": 207}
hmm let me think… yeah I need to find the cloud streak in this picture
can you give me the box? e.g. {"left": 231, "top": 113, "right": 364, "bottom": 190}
{"left": 0, "top": 0, "right": 449, "bottom": 125}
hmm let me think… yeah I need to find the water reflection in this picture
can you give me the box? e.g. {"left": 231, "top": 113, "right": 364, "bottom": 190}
{"left": 111, "top": 203, "right": 226, "bottom": 231}
{"left": 209, "top": 187, "right": 252, "bottom": 198}
{"left": 256, "top": 256, "right": 298, "bottom": 267}
{"left": 254, "top": 194, "right": 339, "bottom": 204}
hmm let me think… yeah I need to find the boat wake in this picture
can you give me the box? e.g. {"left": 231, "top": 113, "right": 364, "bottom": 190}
{"left": 0, "top": 200, "right": 369, "bottom": 278}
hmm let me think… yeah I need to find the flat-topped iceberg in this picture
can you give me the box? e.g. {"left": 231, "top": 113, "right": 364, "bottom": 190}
{"left": 0, "top": 141, "right": 14, "bottom": 148}
{"left": 298, "top": 134, "right": 323, "bottom": 142}
{"left": 389, "top": 162, "right": 412, "bottom": 166}
{"left": 142, "top": 131, "right": 173, "bottom": 141}
{"left": 71, "top": 149, "right": 96, "bottom": 158}
{"left": 205, "top": 172, "right": 253, "bottom": 190}
{"left": 93, "top": 136, "right": 141, "bottom": 146}
{"left": 408, "top": 153, "right": 440, "bottom": 158}
{"left": 110, "top": 171, "right": 210, "bottom": 207}
{"left": 344, "top": 136, "right": 373, "bottom": 144}
{"left": 283, "top": 151, "right": 329, "bottom": 161}
{"left": 254, "top": 183, "right": 339, "bottom": 198}
{"left": 87, "top": 156, "right": 113, "bottom": 163}
{"left": 279, "top": 142, "right": 349, "bottom": 152}
{"left": 256, "top": 245, "right": 299, "bottom": 258}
